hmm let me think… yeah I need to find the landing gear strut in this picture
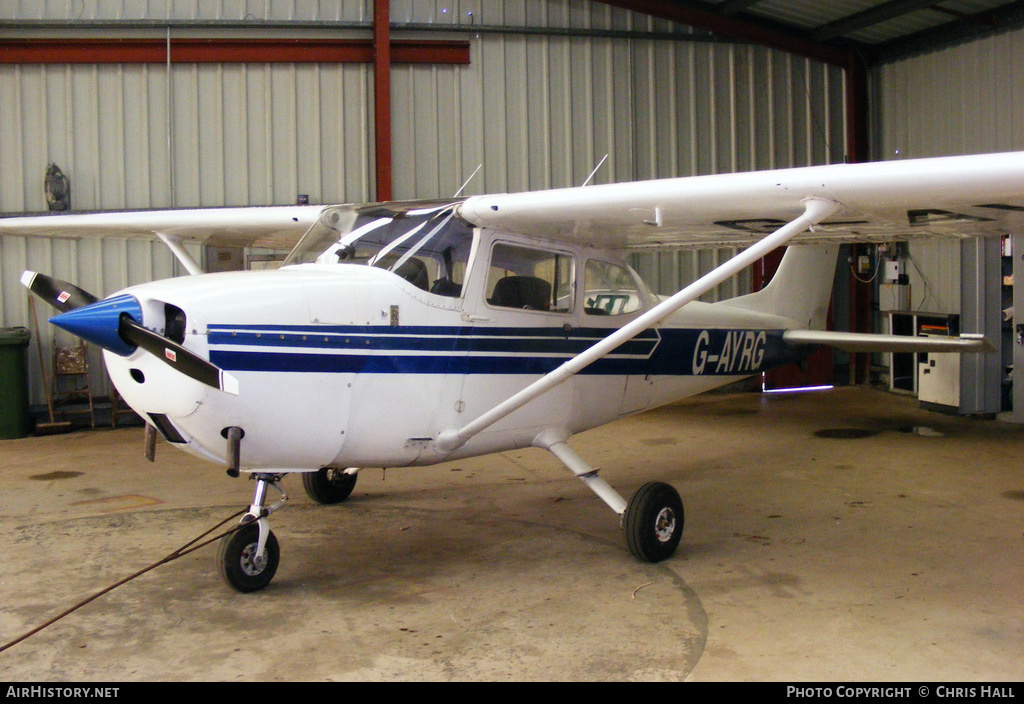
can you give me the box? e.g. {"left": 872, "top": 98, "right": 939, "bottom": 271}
{"left": 218, "top": 473, "right": 287, "bottom": 592}
{"left": 534, "top": 429, "right": 685, "bottom": 563}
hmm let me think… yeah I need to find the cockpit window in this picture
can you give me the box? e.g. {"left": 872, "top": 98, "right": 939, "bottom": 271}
{"left": 283, "top": 203, "right": 473, "bottom": 297}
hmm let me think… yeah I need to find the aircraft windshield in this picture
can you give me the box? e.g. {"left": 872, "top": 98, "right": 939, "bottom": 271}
{"left": 283, "top": 202, "right": 474, "bottom": 298}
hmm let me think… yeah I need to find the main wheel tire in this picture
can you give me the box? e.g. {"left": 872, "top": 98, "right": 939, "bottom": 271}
{"left": 302, "top": 467, "right": 357, "bottom": 505}
{"left": 218, "top": 523, "right": 280, "bottom": 593}
{"left": 623, "top": 482, "right": 684, "bottom": 563}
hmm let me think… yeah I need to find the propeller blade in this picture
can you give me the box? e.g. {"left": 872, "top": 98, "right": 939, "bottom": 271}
{"left": 118, "top": 315, "right": 239, "bottom": 395}
{"left": 21, "top": 270, "right": 99, "bottom": 312}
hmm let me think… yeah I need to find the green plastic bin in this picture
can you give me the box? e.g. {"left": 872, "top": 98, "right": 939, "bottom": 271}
{"left": 0, "top": 327, "right": 32, "bottom": 439}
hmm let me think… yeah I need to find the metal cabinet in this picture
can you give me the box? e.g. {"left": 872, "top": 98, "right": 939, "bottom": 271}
{"left": 885, "top": 311, "right": 960, "bottom": 411}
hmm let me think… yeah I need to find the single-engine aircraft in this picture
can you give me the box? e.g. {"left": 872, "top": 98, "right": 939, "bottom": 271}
{"left": 5, "top": 151, "right": 1021, "bottom": 591}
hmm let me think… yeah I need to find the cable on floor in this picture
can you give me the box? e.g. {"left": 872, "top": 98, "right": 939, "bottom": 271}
{"left": 0, "top": 508, "right": 247, "bottom": 653}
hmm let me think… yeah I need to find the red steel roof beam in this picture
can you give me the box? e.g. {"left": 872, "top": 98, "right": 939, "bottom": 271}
{"left": 373, "top": 0, "right": 393, "bottom": 202}
{"left": 0, "top": 38, "right": 469, "bottom": 65}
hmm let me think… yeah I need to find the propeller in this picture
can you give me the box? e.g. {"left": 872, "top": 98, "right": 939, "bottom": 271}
{"left": 20, "top": 270, "right": 98, "bottom": 312}
{"left": 22, "top": 270, "right": 238, "bottom": 395}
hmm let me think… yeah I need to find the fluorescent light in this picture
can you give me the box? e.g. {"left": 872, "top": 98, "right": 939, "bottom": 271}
{"left": 762, "top": 384, "right": 834, "bottom": 394}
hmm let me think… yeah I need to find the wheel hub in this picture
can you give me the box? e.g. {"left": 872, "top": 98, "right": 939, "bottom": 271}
{"left": 653, "top": 507, "right": 677, "bottom": 543}
{"left": 240, "top": 542, "right": 267, "bottom": 576}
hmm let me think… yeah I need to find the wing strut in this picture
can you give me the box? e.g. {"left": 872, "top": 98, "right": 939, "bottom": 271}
{"left": 435, "top": 196, "right": 841, "bottom": 454}
{"left": 157, "top": 233, "right": 205, "bottom": 276}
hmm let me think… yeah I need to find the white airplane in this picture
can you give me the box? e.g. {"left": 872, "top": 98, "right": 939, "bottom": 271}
{"left": 5, "top": 151, "right": 1021, "bottom": 592}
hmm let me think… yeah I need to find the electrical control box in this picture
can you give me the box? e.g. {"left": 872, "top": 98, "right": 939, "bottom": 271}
{"left": 883, "top": 259, "right": 902, "bottom": 282}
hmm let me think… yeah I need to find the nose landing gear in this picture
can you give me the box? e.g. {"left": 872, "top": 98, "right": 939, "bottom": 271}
{"left": 218, "top": 473, "right": 287, "bottom": 592}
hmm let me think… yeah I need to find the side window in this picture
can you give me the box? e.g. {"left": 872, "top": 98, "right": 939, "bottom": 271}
{"left": 584, "top": 260, "right": 643, "bottom": 316}
{"left": 487, "top": 243, "right": 574, "bottom": 313}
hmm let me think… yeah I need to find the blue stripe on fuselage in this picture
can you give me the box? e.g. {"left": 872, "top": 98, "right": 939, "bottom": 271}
{"left": 208, "top": 325, "right": 659, "bottom": 357}
{"left": 207, "top": 324, "right": 810, "bottom": 377}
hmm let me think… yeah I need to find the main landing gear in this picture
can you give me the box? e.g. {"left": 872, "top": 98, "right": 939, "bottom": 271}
{"left": 623, "top": 481, "right": 684, "bottom": 562}
{"left": 301, "top": 467, "right": 358, "bottom": 505}
{"left": 533, "top": 429, "right": 684, "bottom": 563}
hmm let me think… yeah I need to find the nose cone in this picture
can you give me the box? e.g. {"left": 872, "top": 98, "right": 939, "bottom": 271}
{"left": 50, "top": 294, "right": 142, "bottom": 357}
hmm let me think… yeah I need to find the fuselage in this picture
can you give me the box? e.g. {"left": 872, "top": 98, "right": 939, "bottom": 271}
{"left": 102, "top": 218, "right": 811, "bottom": 473}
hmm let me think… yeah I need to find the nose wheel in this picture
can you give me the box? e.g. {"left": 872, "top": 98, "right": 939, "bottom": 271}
{"left": 218, "top": 473, "right": 287, "bottom": 592}
{"left": 218, "top": 522, "right": 280, "bottom": 593}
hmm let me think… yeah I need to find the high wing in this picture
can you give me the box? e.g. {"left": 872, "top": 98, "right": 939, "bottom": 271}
{"left": 456, "top": 151, "right": 1024, "bottom": 248}
{"left": 0, "top": 205, "right": 325, "bottom": 251}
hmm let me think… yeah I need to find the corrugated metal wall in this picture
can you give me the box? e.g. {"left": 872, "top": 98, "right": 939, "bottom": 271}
{"left": 0, "top": 61, "right": 375, "bottom": 210}
{"left": 393, "top": 37, "right": 846, "bottom": 195}
{"left": 0, "top": 0, "right": 846, "bottom": 406}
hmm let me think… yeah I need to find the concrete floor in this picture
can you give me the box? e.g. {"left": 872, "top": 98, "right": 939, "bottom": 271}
{"left": 1, "top": 386, "right": 1021, "bottom": 681}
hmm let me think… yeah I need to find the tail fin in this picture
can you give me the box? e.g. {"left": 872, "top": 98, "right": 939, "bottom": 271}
{"left": 724, "top": 245, "right": 840, "bottom": 330}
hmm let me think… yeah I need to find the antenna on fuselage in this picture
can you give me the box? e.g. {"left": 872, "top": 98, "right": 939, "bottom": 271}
{"left": 581, "top": 154, "right": 609, "bottom": 187}
{"left": 454, "top": 164, "right": 483, "bottom": 197}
